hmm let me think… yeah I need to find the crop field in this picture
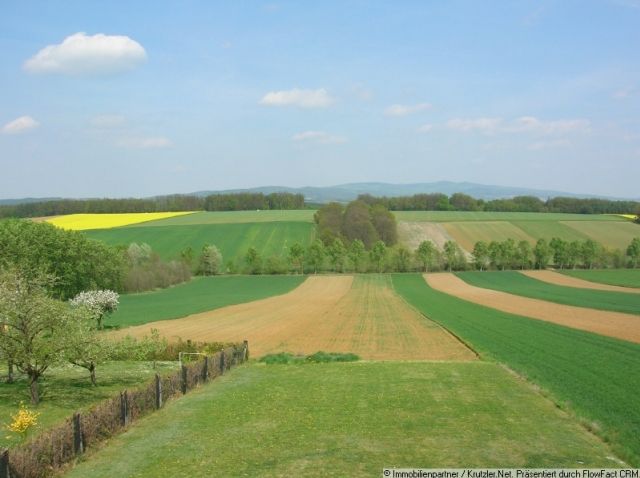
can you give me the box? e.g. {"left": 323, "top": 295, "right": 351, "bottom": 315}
{"left": 561, "top": 269, "right": 640, "bottom": 288}
{"left": 64, "top": 361, "right": 618, "bottom": 477}
{"left": 392, "top": 211, "right": 621, "bottom": 222}
{"left": 392, "top": 273, "right": 640, "bottom": 465}
{"left": 45, "top": 212, "right": 195, "bottom": 230}
{"left": 128, "top": 209, "right": 316, "bottom": 226}
{"left": 441, "top": 221, "right": 533, "bottom": 251}
{"left": 110, "top": 275, "right": 306, "bottom": 328}
{"left": 425, "top": 272, "right": 640, "bottom": 342}
{"left": 560, "top": 220, "right": 640, "bottom": 250}
{"left": 457, "top": 271, "right": 640, "bottom": 314}
{"left": 0, "top": 361, "right": 178, "bottom": 449}
{"left": 85, "top": 221, "right": 315, "bottom": 263}
{"left": 111, "top": 275, "right": 475, "bottom": 360}
{"left": 522, "top": 270, "right": 640, "bottom": 293}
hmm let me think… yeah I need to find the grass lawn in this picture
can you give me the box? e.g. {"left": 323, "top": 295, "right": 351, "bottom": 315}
{"left": 457, "top": 270, "right": 640, "bottom": 315}
{"left": 561, "top": 269, "right": 640, "bottom": 288}
{"left": 129, "top": 210, "right": 316, "bottom": 226}
{"left": 108, "top": 275, "right": 306, "bottom": 328}
{"left": 0, "top": 361, "right": 178, "bottom": 449}
{"left": 85, "top": 221, "right": 315, "bottom": 264}
{"left": 392, "top": 274, "right": 640, "bottom": 466}
{"left": 65, "top": 362, "right": 617, "bottom": 477}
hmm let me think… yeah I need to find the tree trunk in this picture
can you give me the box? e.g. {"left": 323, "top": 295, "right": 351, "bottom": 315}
{"left": 29, "top": 373, "right": 40, "bottom": 404}
{"left": 89, "top": 363, "right": 97, "bottom": 386}
{"left": 7, "top": 360, "right": 14, "bottom": 384}
{"left": 97, "top": 314, "right": 103, "bottom": 330}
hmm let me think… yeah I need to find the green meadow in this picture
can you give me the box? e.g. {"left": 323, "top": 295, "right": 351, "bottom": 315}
{"left": 64, "top": 362, "right": 617, "bottom": 477}
{"left": 456, "top": 271, "right": 640, "bottom": 315}
{"left": 392, "top": 273, "right": 640, "bottom": 465}
{"left": 561, "top": 269, "right": 640, "bottom": 288}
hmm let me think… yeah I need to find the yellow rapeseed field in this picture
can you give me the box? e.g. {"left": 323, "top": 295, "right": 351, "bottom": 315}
{"left": 617, "top": 214, "right": 638, "bottom": 220}
{"left": 45, "top": 212, "right": 195, "bottom": 231}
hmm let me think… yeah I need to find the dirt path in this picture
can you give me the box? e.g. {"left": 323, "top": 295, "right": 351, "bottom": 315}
{"left": 113, "top": 275, "right": 475, "bottom": 360}
{"left": 521, "top": 270, "right": 640, "bottom": 294}
{"left": 425, "top": 272, "right": 640, "bottom": 344}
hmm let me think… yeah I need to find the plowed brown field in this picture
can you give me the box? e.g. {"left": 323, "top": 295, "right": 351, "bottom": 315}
{"left": 113, "top": 275, "right": 475, "bottom": 360}
{"left": 521, "top": 270, "right": 640, "bottom": 293}
{"left": 425, "top": 272, "right": 640, "bottom": 343}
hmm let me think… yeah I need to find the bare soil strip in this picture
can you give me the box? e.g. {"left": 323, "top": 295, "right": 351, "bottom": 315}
{"left": 521, "top": 270, "right": 640, "bottom": 294}
{"left": 112, "top": 275, "right": 475, "bottom": 360}
{"left": 425, "top": 272, "right": 640, "bottom": 344}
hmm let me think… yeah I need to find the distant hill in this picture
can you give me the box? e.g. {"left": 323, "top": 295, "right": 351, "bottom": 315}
{"left": 189, "top": 182, "right": 635, "bottom": 203}
{"left": 2, "top": 182, "right": 637, "bottom": 206}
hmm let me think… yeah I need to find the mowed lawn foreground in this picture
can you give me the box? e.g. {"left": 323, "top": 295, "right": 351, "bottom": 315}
{"left": 392, "top": 274, "right": 640, "bottom": 465}
{"left": 112, "top": 275, "right": 475, "bottom": 361}
{"left": 65, "top": 362, "right": 618, "bottom": 478}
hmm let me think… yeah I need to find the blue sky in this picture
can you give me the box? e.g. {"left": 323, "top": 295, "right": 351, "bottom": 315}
{"left": 1, "top": 1, "right": 639, "bottom": 198}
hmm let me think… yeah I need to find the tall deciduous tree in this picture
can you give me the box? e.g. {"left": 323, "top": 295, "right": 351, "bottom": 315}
{"left": 288, "top": 242, "right": 305, "bottom": 274}
{"left": 306, "top": 239, "right": 326, "bottom": 274}
{"left": 534, "top": 239, "right": 553, "bottom": 269}
{"left": 245, "top": 247, "right": 262, "bottom": 274}
{"left": 416, "top": 240, "right": 437, "bottom": 272}
{"left": 70, "top": 289, "right": 119, "bottom": 330}
{"left": 627, "top": 237, "right": 640, "bottom": 268}
{"left": 198, "top": 244, "right": 223, "bottom": 276}
{"left": 326, "top": 238, "right": 347, "bottom": 272}
{"left": 394, "top": 247, "right": 412, "bottom": 272}
{"left": 348, "top": 240, "right": 366, "bottom": 272}
{"left": 472, "top": 241, "right": 490, "bottom": 271}
{"left": 369, "top": 241, "right": 387, "bottom": 272}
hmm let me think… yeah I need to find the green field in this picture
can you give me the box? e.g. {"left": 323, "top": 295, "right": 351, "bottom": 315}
{"left": 442, "top": 221, "right": 533, "bottom": 251}
{"left": 85, "top": 221, "right": 315, "bottom": 264}
{"left": 131, "top": 210, "right": 316, "bottom": 226}
{"left": 109, "top": 275, "right": 306, "bottom": 328}
{"left": 511, "top": 220, "right": 590, "bottom": 242}
{"left": 393, "top": 211, "right": 621, "bottom": 222}
{"left": 64, "top": 362, "right": 617, "bottom": 477}
{"left": 456, "top": 271, "right": 640, "bottom": 315}
{"left": 392, "top": 273, "right": 640, "bottom": 465}
{"left": 561, "top": 269, "right": 640, "bottom": 288}
{"left": 0, "top": 361, "right": 178, "bottom": 449}
{"left": 561, "top": 220, "right": 640, "bottom": 251}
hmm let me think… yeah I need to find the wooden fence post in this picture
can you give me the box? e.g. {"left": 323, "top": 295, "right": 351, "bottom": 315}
{"left": 181, "top": 365, "right": 188, "bottom": 394}
{"left": 0, "top": 448, "right": 9, "bottom": 478}
{"left": 219, "top": 350, "right": 225, "bottom": 375}
{"left": 120, "top": 391, "right": 129, "bottom": 426}
{"left": 73, "top": 413, "right": 84, "bottom": 455}
{"left": 155, "top": 374, "right": 162, "bottom": 409}
{"left": 243, "top": 340, "right": 249, "bottom": 362}
{"left": 202, "top": 356, "right": 209, "bottom": 382}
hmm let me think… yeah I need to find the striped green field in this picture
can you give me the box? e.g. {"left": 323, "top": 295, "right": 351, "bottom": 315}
{"left": 129, "top": 210, "right": 315, "bottom": 226}
{"left": 85, "top": 221, "right": 315, "bottom": 264}
{"left": 64, "top": 362, "right": 618, "bottom": 477}
{"left": 392, "top": 273, "right": 640, "bottom": 466}
{"left": 561, "top": 269, "right": 640, "bottom": 288}
{"left": 456, "top": 271, "right": 640, "bottom": 315}
{"left": 561, "top": 221, "right": 640, "bottom": 251}
{"left": 108, "top": 275, "right": 306, "bottom": 328}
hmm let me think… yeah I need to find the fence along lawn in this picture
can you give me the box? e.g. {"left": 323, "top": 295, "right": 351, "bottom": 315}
{"left": 456, "top": 271, "right": 640, "bottom": 315}
{"left": 392, "top": 273, "right": 640, "bottom": 466}
{"left": 109, "top": 275, "right": 306, "bottom": 328}
{"left": 64, "top": 361, "right": 618, "bottom": 477}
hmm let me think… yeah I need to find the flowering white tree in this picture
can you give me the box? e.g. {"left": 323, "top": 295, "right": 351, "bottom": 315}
{"left": 70, "top": 289, "right": 119, "bottom": 329}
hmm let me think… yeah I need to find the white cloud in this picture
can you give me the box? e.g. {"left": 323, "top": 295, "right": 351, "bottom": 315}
{"left": 116, "top": 137, "right": 172, "bottom": 149}
{"left": 90, "top": 115, "right": 126, "bottom": 128}
{"left": 24, "top": 32, "right": 146, "bottom": 75}
{"left": 446, "top": 116, "right": 590, "bottom": 135}
{"left": 2, "top": 116, "right": 39, "bottom": 135}
{"left": 528, "top": 139, "right": 571, "bottom": 151}
{"left": 385, "top": 102, "right": 432, "bottom": 117}
{"left": 418, "top": 124, "right": 433, "bottom": 133}
{"left": 292, "top": 131, "right": 346, "bottom": 144}
{"left": 260, "top": 88, "right": 334, "bottom": 108}
{"left": 446, "top": 117, "right": 503, "bottom": 133}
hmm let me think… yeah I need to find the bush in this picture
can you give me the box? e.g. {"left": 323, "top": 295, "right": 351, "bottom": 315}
{"left": 259, "top": 351, "right": 360, "bottom": 365}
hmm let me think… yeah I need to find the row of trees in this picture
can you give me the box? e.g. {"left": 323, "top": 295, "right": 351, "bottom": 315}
{"left": 0, "top": 192, "right": 306, "bottom": 218}
{"left": 357, "top": 193, "right": 640, "bottom": 215}
{"left": 315, "top": 200, "right": 398, "bottom": 249}
{"left": 223, "top": 236, "right": 640, "bottom": 275}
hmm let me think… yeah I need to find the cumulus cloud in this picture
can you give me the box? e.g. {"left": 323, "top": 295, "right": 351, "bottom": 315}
{"left": 292, "top": 131, "right": 346, "bottom": 144}
{"left": 24, "top": 32, "right": 146, "bottom": 75}
{"left": 446, "top": 117, "right": 503, "bottom": 133}
{"left": 385, "top": 102, "right": 432, "bottom": 117}
{"left": 2, "top": 116, "right": 39, "bottom": 135}
{"left": 116, "top": 137, "right": 172, "bottom": 149}
{"left": 260, "top": 88, "right": 334, "bottom": 108}
{"left": 446, "top": 116, "right": 590, "bottom": 135}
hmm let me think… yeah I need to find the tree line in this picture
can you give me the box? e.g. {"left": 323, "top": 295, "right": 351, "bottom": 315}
{"left": 0, "top": 192, "right": 306, "bottom": 218}
{"left": 357, "top": 193, "right": 640, "bottom": 215}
